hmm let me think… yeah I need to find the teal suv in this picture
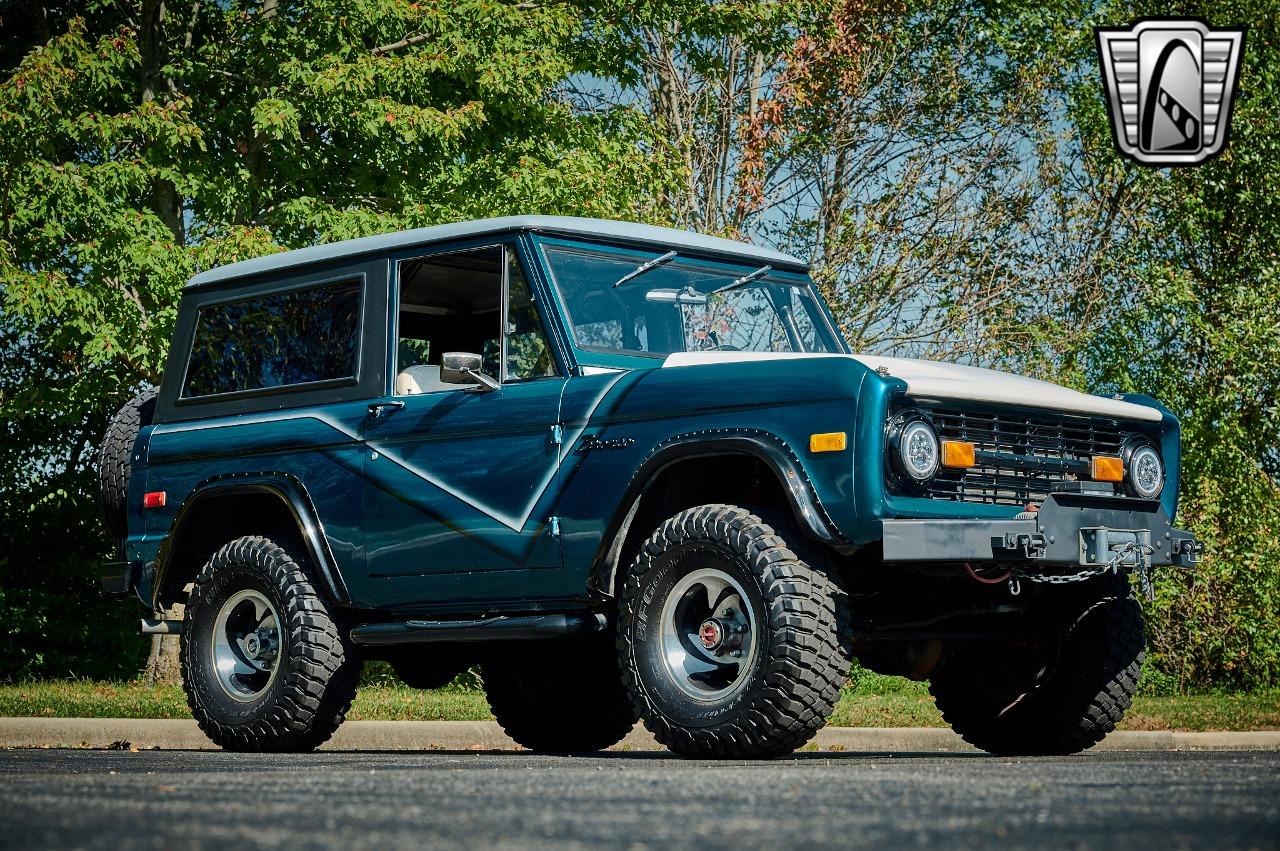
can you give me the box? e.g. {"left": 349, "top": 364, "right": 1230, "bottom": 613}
{"left": 98, "top": 216, "right": 1201, "bottom": 757}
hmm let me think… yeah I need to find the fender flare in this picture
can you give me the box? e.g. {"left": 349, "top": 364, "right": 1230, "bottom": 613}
{"left": 151, "top": 471, "right": 350, "bottom": 609}
{"left": 587, "top": 428, "right": 847, "bottom": 597}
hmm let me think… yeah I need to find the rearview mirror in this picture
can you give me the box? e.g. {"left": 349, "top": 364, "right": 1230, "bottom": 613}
{"left": 645, "top": 286, "right": 708, "bottom": 306}
{"left": 440, "top": 352, "right": 499, "bottom": 392}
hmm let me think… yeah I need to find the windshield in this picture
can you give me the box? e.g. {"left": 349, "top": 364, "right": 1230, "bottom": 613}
{"left": 542, "top": 244, "right": 843, "bottom": 358}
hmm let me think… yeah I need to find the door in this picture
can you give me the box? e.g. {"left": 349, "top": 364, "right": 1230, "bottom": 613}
{"left": 358, "top": 242, "right": 569, "bottom": 610}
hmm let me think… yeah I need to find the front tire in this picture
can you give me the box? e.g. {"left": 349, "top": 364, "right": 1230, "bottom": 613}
{"left": 618, "top": 504, "right": 852, "bottom": 758}
{"left": 181, "top": 535, "right": 361, "bottom": 752}
{"left": 929, "top": 572, "right": 1145, "bottom": 755}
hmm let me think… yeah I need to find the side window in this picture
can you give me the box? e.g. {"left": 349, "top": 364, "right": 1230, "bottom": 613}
{"left": 503, "top": 250, "right": 558, "bottom": 382}
{"left": 395, "top": 245, "right": 501, "bottom": 395}
{"left": 393, "top": 245, "right": 557, "bottom": 396}
{"left": 182, "top": 279, "right": 362, "bottom": 399}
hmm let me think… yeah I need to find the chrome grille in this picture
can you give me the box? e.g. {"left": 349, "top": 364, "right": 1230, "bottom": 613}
{"left": 926, "top": 408, "right": 1126, "bottom": 506}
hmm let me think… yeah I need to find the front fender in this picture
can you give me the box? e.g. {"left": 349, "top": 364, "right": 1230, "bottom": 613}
{"left": 584, "top": 428, "right": 848, "bottom": 593}
{"left": 553, "top": 357, "right": 903, "bottom": 599}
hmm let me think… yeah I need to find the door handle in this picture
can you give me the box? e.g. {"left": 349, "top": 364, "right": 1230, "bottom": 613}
{"left": 367, "top": 400, "right": 406, "bottom": 419}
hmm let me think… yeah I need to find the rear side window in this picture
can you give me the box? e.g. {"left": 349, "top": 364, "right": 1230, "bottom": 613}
{"left": 182, "top": 279, "right": 362, "bottom": 399}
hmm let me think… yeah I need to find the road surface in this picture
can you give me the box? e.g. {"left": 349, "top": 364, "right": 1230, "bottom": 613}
{"left": 0, "top": 749, "right": 1275, "bottom": 849}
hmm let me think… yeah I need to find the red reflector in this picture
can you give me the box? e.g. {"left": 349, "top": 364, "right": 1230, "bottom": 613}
{"left": 143, "top": 491, "right": 166, "bottom": 509}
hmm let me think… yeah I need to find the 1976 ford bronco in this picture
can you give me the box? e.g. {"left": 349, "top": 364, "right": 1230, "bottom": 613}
{"left": 98, "top": 216, "right": 1202, "bottom": 758}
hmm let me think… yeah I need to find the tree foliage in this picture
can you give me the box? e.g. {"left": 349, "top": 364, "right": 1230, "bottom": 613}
{"left": 1062, "top": 0, "right": 1280, "bottom": 690}
{"left": 577, "top": 0, "right": 1065, "bottom": 358}
{"left": 0, "top": 0, "right": 670, "bottom": 680}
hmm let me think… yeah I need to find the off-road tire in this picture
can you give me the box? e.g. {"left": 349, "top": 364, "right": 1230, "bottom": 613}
{"left": 482, "top": 636, "right": 637, "bottom": 752}
{"left": 929, "top": 572, "right": 1145, "bottom": 755}
{"left": 96, "top": 388, "right": 158, "bottom": 539}
{"left": 181, "top": 535, "right": 361, "bottom": 752}
{"left": 618, "top": 504, "right": 853, "bottom": 759}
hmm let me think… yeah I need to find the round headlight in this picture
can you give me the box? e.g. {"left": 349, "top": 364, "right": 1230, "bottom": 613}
{"left": 1127, "top": 444, "right": 1164, "bottom": 498}
{"left": 898, "top": 420, "right": 940, "bottom": 482}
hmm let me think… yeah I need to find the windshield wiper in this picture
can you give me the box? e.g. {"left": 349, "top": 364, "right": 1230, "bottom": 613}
{"left": 710, "top": 265, "right": 772, "bottom": 295}
{"left": 611, "top": 250, "right": 678, "bottom": 288}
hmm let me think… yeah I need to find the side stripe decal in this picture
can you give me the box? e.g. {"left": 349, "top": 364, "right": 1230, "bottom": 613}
{"left": 150, "top": 375, "right": 626, "bottom": 533}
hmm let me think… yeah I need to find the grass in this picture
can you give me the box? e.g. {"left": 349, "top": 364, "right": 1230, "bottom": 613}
{"left": 0, "top": 679, "right": 493, "bottom": 722}
{"left": 1, "top": 672, "right": 1276, "bottom": 731}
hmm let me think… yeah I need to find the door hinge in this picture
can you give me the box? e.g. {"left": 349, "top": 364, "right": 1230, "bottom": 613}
{"left": 549, "top": 516, "right": 562, "bottom": 537}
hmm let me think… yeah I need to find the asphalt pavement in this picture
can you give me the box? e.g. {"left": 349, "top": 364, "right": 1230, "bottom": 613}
{"left": 0, "top": 749, "right": 1276, "bottom": 850}
{"left": 7, "top": 717, "right": 1279, "bottom": 751}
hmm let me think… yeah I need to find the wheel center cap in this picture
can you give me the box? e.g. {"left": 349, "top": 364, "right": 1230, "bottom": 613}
{"left": 699, "top": 619, "right": 724, "bottom": 650}
{"left": 244, "top": 633, "right": 261, "bottom": 659}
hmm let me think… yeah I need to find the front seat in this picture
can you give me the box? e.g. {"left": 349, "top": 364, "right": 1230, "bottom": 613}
{"left": 395, "top": 364, "right": 456, "bottom": 395}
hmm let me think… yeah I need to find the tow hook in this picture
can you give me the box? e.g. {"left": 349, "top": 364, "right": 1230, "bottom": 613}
{"left": 1172, "top": 537, "right": 1205, "bottom": 567}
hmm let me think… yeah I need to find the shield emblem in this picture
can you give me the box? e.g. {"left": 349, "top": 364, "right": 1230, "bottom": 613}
{"left": 1095, "top": 19, "right": 1245, "bottom": 166}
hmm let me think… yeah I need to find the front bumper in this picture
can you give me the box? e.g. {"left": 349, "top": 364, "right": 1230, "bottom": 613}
{"left": 881, "top": 491, "right": 1202, "bottom": 568}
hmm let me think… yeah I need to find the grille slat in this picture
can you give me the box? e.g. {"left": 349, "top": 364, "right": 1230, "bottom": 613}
{"left": 927, "top": 408, "right": 1126, "bottom": 506}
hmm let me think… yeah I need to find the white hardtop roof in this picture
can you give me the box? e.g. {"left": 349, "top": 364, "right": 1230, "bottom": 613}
{"left": 186, "top": 215, "right": 810, "bottom": 288}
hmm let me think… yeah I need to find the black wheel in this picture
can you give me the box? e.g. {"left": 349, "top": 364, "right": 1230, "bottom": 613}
{"left": 96, "top": 388, "right": 157, "bottom": 539}
{"left": 181, "top": 535, "right": 361, "bottom": 752}
{"left": 482, "top": 635, "right": 636, "bottom": 753}
{"left": 929, "top": 572, "right": 1145, "bottom": 755}
{"left": 618, "top": 504, "right": 852, "bottom": 758}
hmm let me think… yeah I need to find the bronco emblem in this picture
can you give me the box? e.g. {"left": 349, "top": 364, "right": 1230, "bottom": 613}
{"left": 577, "top": 434, "right": 636, "bottom": 453}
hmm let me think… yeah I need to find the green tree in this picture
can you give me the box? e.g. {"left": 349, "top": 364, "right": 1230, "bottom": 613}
{"left": 1074, "top": 0, "right": 1280, "bottom": 690}
{"left": 0, "top": 0, "right": 670, "bottom": 681}
{"left": 1003, "top": 0, "right": 1280, "bottom": 689}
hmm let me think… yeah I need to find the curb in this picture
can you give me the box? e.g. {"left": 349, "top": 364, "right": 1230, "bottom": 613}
{"left": 2, "top": 718, "right": 1278, "bottom": 753}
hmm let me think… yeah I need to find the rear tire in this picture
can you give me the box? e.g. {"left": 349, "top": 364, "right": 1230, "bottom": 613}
{"left": 618, "top": 504, "right": 852, "bottom": 759}
{"left": 482, "top": 636, "right": 636, "bottom": 752}
{"left": 929, "top": 572, "right": 1145, "bottom": 755}
{"left": 96, "top": 389, "right": 157, "bottom": 539}
{"left": 181, "top": 535, "right": 361, "bottom": 752}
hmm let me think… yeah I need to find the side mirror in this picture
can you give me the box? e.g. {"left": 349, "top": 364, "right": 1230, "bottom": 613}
{"left": 440, "top": 352, "right": 499, "bottom": 392}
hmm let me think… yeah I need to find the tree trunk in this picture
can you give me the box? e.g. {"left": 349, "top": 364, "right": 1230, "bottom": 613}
{"left": 142, "top": 602, "right": 184, "bottom": 684}
{"left": 139, "top": 0, "right": 185, "bottom": 244}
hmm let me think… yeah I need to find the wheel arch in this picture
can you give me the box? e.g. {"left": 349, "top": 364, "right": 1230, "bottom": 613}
{"left": 587, "top": 429, "right": 846, "bottom": 598}
{"left": 151, "top": 473, "right": 350, "bottom": 611}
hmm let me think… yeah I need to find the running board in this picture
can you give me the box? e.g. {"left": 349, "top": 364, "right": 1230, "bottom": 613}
{"left": 348, "top": 613, "right": 607, "bottom": 646}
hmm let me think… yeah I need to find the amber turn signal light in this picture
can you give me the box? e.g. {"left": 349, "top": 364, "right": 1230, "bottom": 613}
{"left": 809, "top": 432, "right": 847, "bottom": 453}
{"left": 1091, "top": 456, "right": 1124, "bottom": 482}
{"left": 940, "top": 440, "right": 975, "bottom": 468}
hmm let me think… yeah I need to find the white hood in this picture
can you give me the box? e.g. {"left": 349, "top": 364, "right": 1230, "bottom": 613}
{"left": 661, "top": 351, "right": 1163, "bottom": 423}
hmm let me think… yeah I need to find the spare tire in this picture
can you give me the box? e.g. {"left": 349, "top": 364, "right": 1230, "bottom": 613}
{"left": 97, "top": 388, "right": 158, "bottom": 539}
